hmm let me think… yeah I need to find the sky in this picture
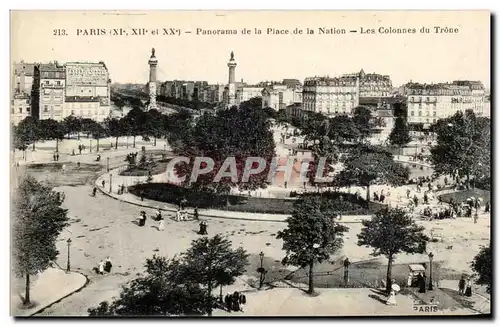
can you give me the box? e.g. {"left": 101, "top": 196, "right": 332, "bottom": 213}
{"left": 10, "top": 10, "right": 491, "bottom": 88}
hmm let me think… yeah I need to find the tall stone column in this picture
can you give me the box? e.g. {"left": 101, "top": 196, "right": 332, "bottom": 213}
{"left": 227, "top": 51, "right": 237, "bottom": 107}
{"left": 147, "top": 48, "right": 158, "bottom": 111}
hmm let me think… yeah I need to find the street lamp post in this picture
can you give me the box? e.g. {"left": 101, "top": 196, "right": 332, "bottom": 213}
{"left": 428, "top": 252, "right": 434, "bottom": 291}
{"left": 66, "top": 238, "right": 72, "bottom": 272}
{"left": 257, "top": 251, "right": 267, "bottom": 290}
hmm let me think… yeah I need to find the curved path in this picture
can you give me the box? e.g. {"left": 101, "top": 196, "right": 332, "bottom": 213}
{"left": 95, "top": 165, "right": 369, "bottom": 223}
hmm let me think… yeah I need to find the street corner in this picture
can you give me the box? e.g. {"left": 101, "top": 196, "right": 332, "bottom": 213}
{"left": 12, "top": 268, "right": 88, "bottom": 317}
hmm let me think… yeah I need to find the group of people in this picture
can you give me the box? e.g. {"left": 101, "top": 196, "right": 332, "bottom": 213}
{"left": 93, "top": 257, "right": 113, "bottom": 275}
{"left": 125, "top": 152, "right": 139, "bottom": 164}
{"left": 458, "top": 275, "right": 473, "bottom": 297}
{"left": 223, "top": 292, "right": 246, "bottom": 312}
{"left": 52, "top": 152, "right": 60, "bottom": 161}
{"left": 135, "top": 208, "right": 206, "bottom": 234}
{"left": 117, "top": 184, "right": 126, "bottom": 195}
{"left": 421, "top": 206, "right": 455, "bottom": 220}
{"left": 373, "top": 189, "right": 391, "bottom": 203}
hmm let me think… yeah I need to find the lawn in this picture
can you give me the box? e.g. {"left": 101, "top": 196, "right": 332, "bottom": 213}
{"left": 119, "top": 159, "right": 170, "bottom": 177}
{"left": 16, "top": 162, "right": 103, "bottom": 187}
{"left": 438, "top": 189, "right": 491, "bottom": 204}
{"left": 128, "top": 183, "right": 386, "bottom": 215}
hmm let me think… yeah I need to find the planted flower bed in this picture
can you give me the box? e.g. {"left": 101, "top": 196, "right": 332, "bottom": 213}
{"left": 128, "top": 182, "right": 385, "bottom": 215}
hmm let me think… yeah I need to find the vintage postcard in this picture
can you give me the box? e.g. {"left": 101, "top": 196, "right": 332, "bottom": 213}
{"left": 10, "top": 10, "right": 491, "bottom": 317}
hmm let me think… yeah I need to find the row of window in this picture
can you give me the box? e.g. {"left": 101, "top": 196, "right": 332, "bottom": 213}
{"left": 410, "top": 111, "right": 437, "bottom": 117}
{"left": 12, "top": 107, "right": 30, "bottom": 114}
{"left": 409, "top": 118, "right": 438, "bottom": 123}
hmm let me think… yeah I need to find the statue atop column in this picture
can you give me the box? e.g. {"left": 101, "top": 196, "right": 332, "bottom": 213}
{"left": 230, "top": 51, "right": 234, "bottom": 60}
{"left": 152, "top": 48, "right": 155, "bottom": 57}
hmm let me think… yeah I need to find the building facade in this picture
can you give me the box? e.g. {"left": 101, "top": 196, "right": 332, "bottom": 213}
{"left": 11, "top": 61, "right": 36, "bottom": 124}
{"left": 11, "top": 60, "right": 112, "bottom": 124}
{"left": 262, "top": 83, "right": 303, "bottom": 111}
{"left": 302, "top": 69, "right": 393, "bottom": 117}
{"left": 64, "top": 61, "right": 111, "bottom": 121}
{"left": 403, "top": 81, "right": 486, "bottom": 125}
{"left": 39, "top": 62, "right": 66, "bottom": 120}
{"left": 302, "top": 76, "right": 359, "bottom": 116}
{"left": 159, "top": 80, "right": 224, "bottom": 103}
{"left": 356, "top": 69, "right": 392, "bottom": 98}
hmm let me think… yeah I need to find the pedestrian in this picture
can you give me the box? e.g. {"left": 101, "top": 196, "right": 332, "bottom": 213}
{"left": 406, "top": 189, "right": 411, "bottom": 199}
{"left": 53, "top": 153, "right": 56, "bottom": 161}
{"left": 485, "top": 201, "right": 490, "bottom": 213}
{"left": 175, "top": 208, "right": 181, "bottom": 222}
{"left": 423, "top": 192, "right": 428, "bottom": 205}
{"left": 413, "top": 195, "right": 419, "bottom": 207}
{"left": 232, "top": 292, "right": 240, "bottom": 311}
{"left": 98, "top": 260, "right": 105, "bottom": 274}
{"left": 104, "top": 257, "right": 112, "bottom": 273}
{"left": 56, "top": 153, "right": 59, "bottom": 161}
{"left": 102, "top": 180, "right": 105, "bottom": 188}
{"left": 239, "top": 293, "right": 246, "bottom": 312}
{"left": 138, "top": 211, "right": 146, "bottom": 227}
{"left": 465, "top": 278, "right": 472, "bottom": 297}
{"left": 224, "top": 294, "right": 231, "bottom": 311}
{"left": 194, "top": 207, "right": 199, "bottom": 220}
{"left": 199, "top": 220, "right": 207, "bottom": 235}
{"left": 140, "top": 190, "right": 144, "bottom": 201}
{"left": 92, "top": 186, "right": 97, "bottom": 197}
{"left": 158, "top": 218, "right": 165, "bottom": 231}
{"left": 444, "top": 176, "right": 448, "bottom": 185}
{"left": 386, "top": 290, "right": 397, "bottom": 305}
{"left": 458, "top": 276, "right": 466, "bottom": 295}
{"left": 373, "top": 192, "right": 379, "bottom": 201}
{"left": 418, "top": 273, "right": 426, "bottom": 293}
{"left": 156, "top": 209, "right": 162, "bottom": 221}
{"left": 379, "top": 194, "right": 385, "bottom": 203}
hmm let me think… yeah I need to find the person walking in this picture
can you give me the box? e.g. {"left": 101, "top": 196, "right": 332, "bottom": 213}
{"left": 194, "top": 207, "right": 199, "bottom": 220}
{"left": 138, "top": 211, "right": 146, "bottom": 227}
{"left": 56, "top": 153, "right": 59, "bottom": 161}
{"left": 104, "top": 257, "right": 113, "bottom": 273}
{"left": 239, "top": 293, "right": 246, "bottom": 312}
{"left": 458, "top": 276, "right": 466, "bottom": 295}
{"left": 98, "top": 260, "right": 105, "bottom": 275}
{"left": 92, "top": 186, "right": 97, "bottom": 197}
{"left": 175, "top": 209, "right": 181, "bottom": 222}
{"left": 406, "top": 189, "right": 411, "bottom": 199}
{"left": 158, "top": 218, "right": 165, "bottom": 231}
{"left": 465, "top": 278, "right": 472, "bottom": 297}
{"left": 101, "top": 180, "right": 105, "bottom": 188}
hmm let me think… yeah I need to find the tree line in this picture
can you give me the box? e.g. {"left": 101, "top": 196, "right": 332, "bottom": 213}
{"left": 12, "top": 108, "right": 194, "bottom": 155}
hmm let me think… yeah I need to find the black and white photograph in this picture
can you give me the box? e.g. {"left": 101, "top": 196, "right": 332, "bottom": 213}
{"left": 9, "top": 10, "right": 491, "bottom": 317}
